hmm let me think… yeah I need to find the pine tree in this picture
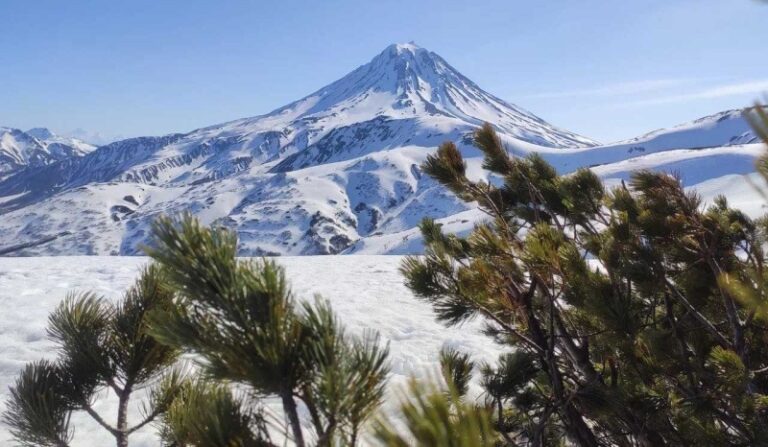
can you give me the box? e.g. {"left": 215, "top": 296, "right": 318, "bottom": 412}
{"left": 145, "top": 215, "right": 390, "bottom": 446}
{"left": 373, "top": 378, "right": 495, "bottom": 447}
{"left": 3, "top": 265, "right": 183, "bottom": 447}
{"left": 401, "top": 122, "right": 768, "bottom": 446}
{"left": 156, "top": 378, "right": 272, "bottom": 446}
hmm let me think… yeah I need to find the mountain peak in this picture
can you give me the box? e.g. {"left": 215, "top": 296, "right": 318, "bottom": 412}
{"left": 382, "top": 41, "right": 424, "bottom": 55}
{"left": 366, "top": 41, "right": 443, "bottom": 83}
{"left": 222, "top": 42, "right": 597, "bottom": 151}
{"left": 26, "top": 127, "right": 55, "bottom": 140}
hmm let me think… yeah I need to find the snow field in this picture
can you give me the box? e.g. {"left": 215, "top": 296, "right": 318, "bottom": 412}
{"left": 0, "top": 255, "right": 503, "bottom": 446}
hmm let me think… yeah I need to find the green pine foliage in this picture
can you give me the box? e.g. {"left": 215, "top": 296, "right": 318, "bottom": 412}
{"left": 145, "top": 215, "right": 390, "bottom": 447}
{"left": 4, "top": 361, "right": 74, "bottom": 447}
{"left": 439, "top": 347, "right": 475, "bottom": 400}
{"left": 3, "top": 265, "right": 183, "bottom": 447}
{"left": 401, "top": 121, "right": 768, "bottom": 446}
{"left": 373, "top": 379, "right": 495, "bottom": 447}
{"left": 156, "top": 378, "right": 271, "bottom": 446}
{"left": 4, "top": 216, "right": 389, "bottom": 446}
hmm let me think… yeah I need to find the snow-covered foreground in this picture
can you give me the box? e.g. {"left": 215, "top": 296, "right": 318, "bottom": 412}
{"left": 0, "top": 255, "right": 502, "bottom": 446}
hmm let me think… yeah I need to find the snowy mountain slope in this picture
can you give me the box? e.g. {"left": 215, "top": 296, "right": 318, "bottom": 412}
{"left": 613, "top": 109, "right": 758, "bottom": 149}
{"left": 26, "top": 127, "right": 97, "bottom": 154}
{"left": 0, "top": 44, "right": 598, "bottom": 211}
{"left": 0, "top": 43, "right": 596, "bottom": 203}
{"left": 0, "top": 146, "right": 469, "bottom": 255}
{"left": 0, "top": 134, "right": 184, "bottom": 212}
{"left": 526, "top": 108, "right": 759, "bottom": 173}
{"left": 0, "top": 43, "right": 600, "bottom": 255}
{"left": 589, "top": 144, "right": 763, "bottom": 185}
{"left": 0, "top": 44, "right": 764, "bottom": 256}
{"left": 0, "top": 127, "right": 95, "bottom": 178}
{"left": 4, "top": 138, "right": 763, "bottom": 257}
{"left": 347, "top": 142, "right": 767, "bottom": 254}
{"left": 345, "top": 208, "right": 485, "bottom": 255}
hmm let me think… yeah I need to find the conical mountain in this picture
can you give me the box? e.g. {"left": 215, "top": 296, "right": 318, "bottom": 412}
{"left": 0, "top": 43, "right": 692, "bottom": 257}
{"left": 0, "top": 43, "right": 595, "bottom": 202}
{"left": 234, "top": 42, "right": 598, "bottom": 151}
{"left": 188, "top": 42, "right": 597, "bottom": 174}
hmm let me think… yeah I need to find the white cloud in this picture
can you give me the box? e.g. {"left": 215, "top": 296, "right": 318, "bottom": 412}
{"left": 626, "top": 79, "right": 768, "bottom": 107}
{"left": 61, "top": 128, "right": 126, "bottom": 146}
{"left": 521, "top": 79, "right": 698, "bottom": 99}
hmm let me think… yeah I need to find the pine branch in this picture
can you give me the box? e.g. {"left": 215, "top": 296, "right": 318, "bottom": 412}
{"left": 126, "top": 408, "right": 163, "bottom": 435}
{"left": 80, "top": 402, "right": 119, "bottom": 437}
{"left": 664, "top": 278, "right": 731, "bottom": 348}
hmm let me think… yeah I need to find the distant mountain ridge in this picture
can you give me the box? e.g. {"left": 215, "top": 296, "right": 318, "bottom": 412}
{"left": 0, "top": 127, "right": 95, "bottom": 178}
{"left": 615, "top": 109, "right": 757, "bottom": 149}
{"left": 0, "top": 44, "right": 763, "bottom": 256}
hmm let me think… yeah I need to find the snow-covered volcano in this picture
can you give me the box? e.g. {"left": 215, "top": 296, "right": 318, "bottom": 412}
{"left": 0, "top": 44, "right": 763, "bottom": 256}
{"left": 0, "top": 43, "right": 596, "bottom": 204}
{"left": 171, "top": 42, "right": 598, "bottom": 175}
{"left": 265, "top": 43, "right": 597, "bottom": 172}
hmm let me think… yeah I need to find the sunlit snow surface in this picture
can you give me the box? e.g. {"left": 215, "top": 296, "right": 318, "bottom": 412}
{"left": 0, "top": 255, "right": 502, "bottom": 446}
{"left": 0, "top": 174, "right": 767, "bottom": 445}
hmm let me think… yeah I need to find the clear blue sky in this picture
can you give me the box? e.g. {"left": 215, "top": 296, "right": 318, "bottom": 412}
{"left": 1, "top": 0, "right": 767, "bottom": 143}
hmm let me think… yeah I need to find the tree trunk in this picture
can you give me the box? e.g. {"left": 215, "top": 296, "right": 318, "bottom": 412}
{"left": 562, "top": 403, "right": 600, "bottom": 447}
{"left": 521, "top": 290, "right": 600, "bottom": 447}
{"left": 115, "top": 385, "right": 131, "bottom": 447}
{"left": 316, "top": 420, "right": 337, "bottom": 447}
{"left": 281, "top": 391, "right": 305, "bottom": 447}
{"left": 115, "top": 432, "right": 128, "bottom": 447}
